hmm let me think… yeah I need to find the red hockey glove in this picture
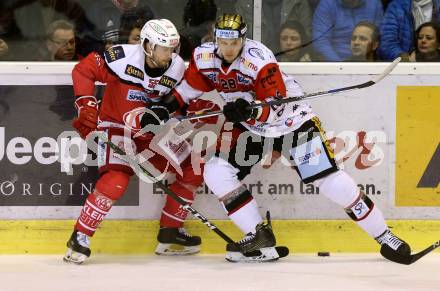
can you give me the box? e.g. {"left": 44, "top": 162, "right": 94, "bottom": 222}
{"left": 72, "top": 96, "right": 99, "bottom": 139}
{"left": 186, "top": 99, "right": 221, "bottom": 124}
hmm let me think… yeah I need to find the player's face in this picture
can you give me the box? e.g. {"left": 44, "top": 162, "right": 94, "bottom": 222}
{"left": 280, "top": 28, "right": 302, "bottom": 56}
{"left": 217, "top": 38, "right": 243, "bottom": 63}
{"left": 153, "top": 45, "right": 174, "bottom": 67}
{"left": 417, "top": 26, "right": 439, "bottom": 54}
{"left": 351, "top": 26, "right": 376, "bottom": 58}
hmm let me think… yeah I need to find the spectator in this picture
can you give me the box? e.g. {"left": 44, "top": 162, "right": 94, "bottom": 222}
{"left": 179, "top": 0, "right": 217, "bottom": 60}
{"left": 312, "top": 0, "right": 383, "bottom": 61}
{"left": 120, "top": 18, "right": 143, "bottom": 44}
{"left": 236, "top": 0, "right": 313, "bottom": 51}
{"left": 378, "top": 0, "right": 440, "bottom": 61}
{"left": 37, "top": 20, "right": 78, "bottom": 61}
{"left": 277, "top": 20, "right": 318, "bottom": 62}
{"left": 409, "top": 21, "right": 440, "bottom": 61}
{"left": 0, "top": 39, "right": 8, "bottom": 59}
{"left": 346, "top": 21, "right": 380, "bottom": 61}
{"left": 84, "top": 0, "right": 154, "bottom": 54}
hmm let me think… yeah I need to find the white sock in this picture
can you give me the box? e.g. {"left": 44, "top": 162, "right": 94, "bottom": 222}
{"left": 356, "top": 206, "right": 388, "bottom": 238}
{"left": 226, "top": 199, "right": 263, "bottom": 234}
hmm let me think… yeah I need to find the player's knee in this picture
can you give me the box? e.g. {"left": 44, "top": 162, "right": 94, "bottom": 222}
{"left": 203, "top": 157, "right": 242, "bottom": 198}
{"left": 313, "top": 170, "right": 359, "bottom": 208}
{"left": 95, "top": 170, "right": 130, "bottom": 201}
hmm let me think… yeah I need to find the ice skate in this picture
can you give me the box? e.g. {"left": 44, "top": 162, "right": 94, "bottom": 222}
{"left": 155, "top": 227, "right": 201, "bottom": 255}
{"left": 63, "top": 230, "right": 91, "bottom": 264}
{"left": 376, "top": 229, "right": 411, "bottom": 263}
{"left": 225, "top": 212, "right": 289, "bottom": 262}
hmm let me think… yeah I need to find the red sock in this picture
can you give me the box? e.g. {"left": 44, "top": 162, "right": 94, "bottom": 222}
{"left": 75, "top": 192, "right": 113, "bottom": 236}
{"left": 160, "top": 182, "right": 194, "bottom": 228}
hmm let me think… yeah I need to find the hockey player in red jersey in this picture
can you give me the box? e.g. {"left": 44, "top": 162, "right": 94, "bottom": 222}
{"left": 64, "top": 19, "right": 203, "bottom": 264}
{"left": 140, "top": 14, "right": 411, "bottom": 263}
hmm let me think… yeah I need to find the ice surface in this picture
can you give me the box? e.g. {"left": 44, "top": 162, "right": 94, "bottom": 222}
{"left": 0, "top": 254, "right": 438, "bottom": 291}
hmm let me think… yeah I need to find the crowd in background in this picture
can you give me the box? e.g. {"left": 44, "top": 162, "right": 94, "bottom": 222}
{"left": 0, "top": 0, "right": 440, "bottom": 62}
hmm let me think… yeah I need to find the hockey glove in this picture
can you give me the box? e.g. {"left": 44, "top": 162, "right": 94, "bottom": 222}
{"left": 72, "top": 96, "right": 98, "bottom": 139}
{"left": 140, "top": 105, "right": 170, "bottom": 128}
{"left": 186, "top": 99, "right": 221, "bottom": 124}
{"left": 223, "top": 98, "right": 257, "bottom": 123}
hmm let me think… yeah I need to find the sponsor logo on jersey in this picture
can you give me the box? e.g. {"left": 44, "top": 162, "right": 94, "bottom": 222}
{"left": 239, "top": 57, "right": 258, "bottom": 71}
{"left": 104, "top": 46, "right": 125, "bottom": 63}
{"left": 237, "top": 73, "right": 252, "bottom": 85}
{"left": 285, "top": 118, "right": 293, "bottom": 127}
{"left": 248, "top": 47, "right": 265, "bottom": 60}
{"left": 159, "top": 75, "right": 177, "bottom": 89}
{"left": 126, "top": 89, "right": 149, "bottom": 103}
{"left": 205, "top": 71, "right": 219, "bottom": 83}
{"left": 260, "top": 66, "right": 277, "bottom": 88}
{"left": 196, "top": 52, "right": 215, "bottom": 61}
{"left": 125, "top": 65, "right": 144, "bottom": 80}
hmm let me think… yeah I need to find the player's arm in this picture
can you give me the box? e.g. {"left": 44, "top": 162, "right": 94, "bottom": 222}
{"left": 140, "top": 54, "right": 216, "bottom": 127}
{"left": 71, "top": 52, "right": 117, "bottom": 139}
{"left": 223, "top": 63, "right": 287, "bottom": 124}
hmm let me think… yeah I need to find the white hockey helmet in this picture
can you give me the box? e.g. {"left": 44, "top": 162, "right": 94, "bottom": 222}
{"left": 140, "top": 19, "right": 180, "bottom": 48}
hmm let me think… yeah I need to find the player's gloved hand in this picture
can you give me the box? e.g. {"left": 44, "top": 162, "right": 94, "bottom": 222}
{"left": 140, "top": 105, "right": 170, "bottom": 128}
{"left": 223, "top": 98, "right": 256, "bottom": 123}
{"left": 72, "top": 96, "right": 99, "bottom": 139}
{"left": 186, "top": 99, "right": 221, "bottom": 124}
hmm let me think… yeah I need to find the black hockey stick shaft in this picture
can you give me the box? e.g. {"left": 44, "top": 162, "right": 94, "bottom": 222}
{"left": 407, "top": 240, "right": 440, "bottom": 265}
{"left": 94, "top": 132, "right": 235, "bottom": 244}
{"left": 177, "top": 57, "right": 401, "bottom": 122}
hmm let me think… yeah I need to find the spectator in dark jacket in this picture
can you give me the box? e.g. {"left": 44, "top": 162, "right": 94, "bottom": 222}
{"left": 179, "top": 0, "right": 217, "bottom": 60}
{"left": 378, "top": 0, "right": 440, "bottom": 61}
{"left": 312, "top": 0, "right": 383, "bottom": 61}
{"left": 84, "top": 0, "right": 154, "bottom": 54}
{"left": 409, "top": 21, "right": 440, "bottom": 61}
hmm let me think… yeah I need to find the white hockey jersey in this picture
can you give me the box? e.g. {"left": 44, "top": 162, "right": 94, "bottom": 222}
{"left": 175, "top": 39, "right": 314, "bottom": 137}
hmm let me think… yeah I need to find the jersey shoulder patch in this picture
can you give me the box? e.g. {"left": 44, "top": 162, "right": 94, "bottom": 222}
{"left": 243, "top": 40, "right": 276, "bottom": 64}
{"left": 104, "top": 46, "right": 126, "bottom": 63}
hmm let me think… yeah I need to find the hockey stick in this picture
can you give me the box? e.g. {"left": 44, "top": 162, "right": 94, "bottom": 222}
{"left": 94, "top": 131, "right": 289, "bottom": 259}
{"left": 93, "top": 132, "right": 235, "bottom": 244}
{"left": 177, "top": 57, "right": 401, "bottom": 122}
{"left": 402, "top": 240, "right": 440, "bottom": 265}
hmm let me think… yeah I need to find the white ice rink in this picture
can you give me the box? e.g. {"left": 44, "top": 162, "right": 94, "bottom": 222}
{"left": 0, "top": 254, "right": 439, "bottom": 291}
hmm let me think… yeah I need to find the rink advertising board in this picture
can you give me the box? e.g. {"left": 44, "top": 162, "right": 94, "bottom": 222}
{"left": 0, "top": 68, "right": 439, "bottom": 220}
{"left": 0, "top": 85, "right": 138, "bottom": 206}
{"left": 395, "top": 86, "right": 440, "bottom": 206}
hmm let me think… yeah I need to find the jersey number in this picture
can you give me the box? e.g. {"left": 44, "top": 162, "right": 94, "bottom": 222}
{"left": 220, "top": 79, "right": 237, "bottom": 90}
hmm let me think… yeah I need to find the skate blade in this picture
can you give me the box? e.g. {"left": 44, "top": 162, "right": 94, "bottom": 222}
{"left": 225, "top": 246, "right": 289, "bottom": 263}
{"left": 155, "top": 243, "right": 200, "bottom": 256}
{"left": 63, "top": 248, "right": 88, "bottom": 264}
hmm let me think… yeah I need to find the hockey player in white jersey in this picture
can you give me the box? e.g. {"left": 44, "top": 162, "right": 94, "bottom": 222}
{"left": 64, "top": 19, "right": 204, "bottom": 264}
{"left": 140, "top": 14, "right": 411, "bottom": 263}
